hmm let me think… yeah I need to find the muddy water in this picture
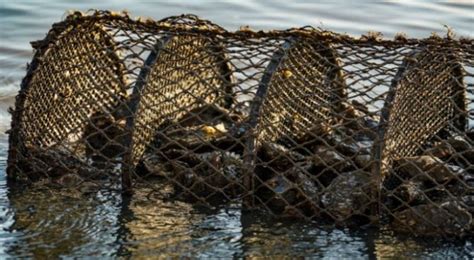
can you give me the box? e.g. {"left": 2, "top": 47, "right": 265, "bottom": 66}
{"left": 0, "top": 1, "right": 473, "bottom": 258}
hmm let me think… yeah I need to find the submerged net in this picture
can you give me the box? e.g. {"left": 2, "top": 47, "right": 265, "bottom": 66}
{"left": 7, "top": 11, "right": 474, "bottom": 237}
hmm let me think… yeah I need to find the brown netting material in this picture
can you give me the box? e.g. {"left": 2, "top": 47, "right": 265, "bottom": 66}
{"left": 380, "top": 46, "right": 466, "bottom": 177}
{"left": 253, "top": 38, "right": 346, "bottom": 142}
{"left": 6, "top": 10, "right": 474, "bottom": 237}
{"left": 128, "top": 34, "right": 234, "bottom": 165}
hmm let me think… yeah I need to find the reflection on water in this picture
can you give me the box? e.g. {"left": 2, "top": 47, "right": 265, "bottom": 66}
{"left": 0, "top": 0, "right": 473, "bottom": 258}
{"left": 5, "top": 188, "right": 121, "bottom": 258}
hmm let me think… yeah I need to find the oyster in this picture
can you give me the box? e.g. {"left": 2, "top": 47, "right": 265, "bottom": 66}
{"left": 53, "top": 173, "right": 100, "bottom": 194}
{"left": 150, "top": 103, "right": 245, "bottom": 154}
{"left": 355, "top": 154, "right": 372, "bottom": 170}
{"left": 158, "top": 123, "right": 236, "bottom": 152}
{"left": 54, "top": 173, "right": 84, "bottom": 187}
{"left": 136, "top": 152, "right": 174, "bottom": 178}
{"left": 177, "top": 104, "right": 241, "bottom": 128}
{"left": 425, "top": 136, "right": 474, "bottom": 167}
{"left": 340, "top": 101, "right": 379, "bottom": 133}
{"left": 392, "top": 201, "right": 472, "bottom": 236}
{"left": 257, "top": 142, "right": 306, "bottom": 170}
{"left": 321, "top": 170, "right": 374, "bottom": 223}
{"left": 168, "top": 150, "right": 244, "bottom": 203}
{"left": 83, "top": 111, "right": 127, "bottom": 162}
{"left": 255, "top": 164, "right": 320, "bottom": 218}
{"left": 394, "top": 156, "right": 466, "bottom": 184}
{"left": 461, "top": 195, "right": 474, "bottom": 213}
{"left": 14, "top": 147, "right": 110, "bottom": 182}
{"left": 386, "top": 180, "right": 428, "bottom": 211}
{"left": 311, "top": 145, "right": 353, "bottom": 172}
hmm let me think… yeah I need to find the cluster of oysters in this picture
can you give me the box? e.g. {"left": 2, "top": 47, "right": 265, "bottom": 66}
{"left": 137, "top": 100, "right": 380, "bottom": 225}
{"left": 384, "top": 133, "right": 474, "bottom": 236}
{"left": 136, "top": 100, "right": 473, "bottom": 235}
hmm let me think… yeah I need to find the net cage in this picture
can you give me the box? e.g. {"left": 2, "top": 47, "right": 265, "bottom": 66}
{"left": 6, "top": 10, "right": 474, "bottom": 237}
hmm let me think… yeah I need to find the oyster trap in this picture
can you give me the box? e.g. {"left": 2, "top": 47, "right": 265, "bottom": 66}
{"left": 7, "top": 10, "right": 474, "bottom": 237}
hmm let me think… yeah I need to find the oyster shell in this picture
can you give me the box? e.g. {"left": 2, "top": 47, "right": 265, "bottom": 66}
{"left": 392, "top": 201, "right": 472, "bottom": 236}
{"left": 321, "top": 170, "right": 373, "bottom": 223}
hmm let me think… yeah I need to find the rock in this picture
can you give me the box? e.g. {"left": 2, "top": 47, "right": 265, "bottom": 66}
{"left": 328, "top": 132, "right": 358, "bottom": 156}
{"left": 328, "top": 102, "right": 377, "bottom": 156}
{"left": 395, "top": 156, "right": 466, "bottom": 183}
{"left": 158, "top": 149, "right": 199, "bottom": 163}
{"left": 392, "top": 201, "right": 472, "bottom": 236}
{"left": 290, "top": 166, "right": 321, "bottom": 217}
{"left": 321, "top": 170, "right": 373, "bottom": 222}
{"left": 461, "top": 173, "right": 474, "bottom": 188}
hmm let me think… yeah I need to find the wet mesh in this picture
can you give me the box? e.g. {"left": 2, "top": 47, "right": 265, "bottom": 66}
{"left": 7, "top": 11, "right": 474, "bottom": 237}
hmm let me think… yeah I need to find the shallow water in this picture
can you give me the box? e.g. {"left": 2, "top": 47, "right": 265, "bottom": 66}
{"left": 0, "top": 0, "right": 473, "bottom": 258}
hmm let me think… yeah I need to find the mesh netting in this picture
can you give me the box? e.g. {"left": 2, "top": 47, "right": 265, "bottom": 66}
{"left": 7, "top": 11, "right": 474, "bottom": 237}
